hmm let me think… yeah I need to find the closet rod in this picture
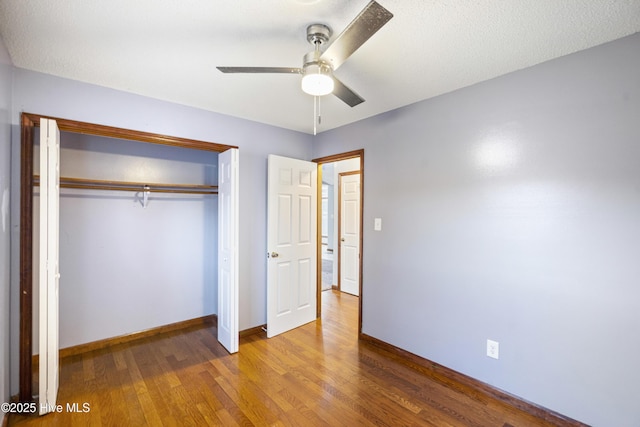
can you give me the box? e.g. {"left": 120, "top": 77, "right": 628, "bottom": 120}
{"left": 33, "top": 175, "right": 218, "bottom": 195}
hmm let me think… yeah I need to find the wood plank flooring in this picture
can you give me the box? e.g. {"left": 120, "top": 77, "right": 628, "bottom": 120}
{"left": 10, "top": 290, "right": 569, "bottom": 426}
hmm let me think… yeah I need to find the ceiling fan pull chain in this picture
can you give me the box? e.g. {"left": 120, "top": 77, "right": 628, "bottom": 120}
{"left": 313, "top": 95, "right": 318, "bottom": 135}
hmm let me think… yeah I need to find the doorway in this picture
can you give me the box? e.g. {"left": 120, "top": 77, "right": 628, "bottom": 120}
{"left": 313, "top": 150, "right": 363, "bottom": 332}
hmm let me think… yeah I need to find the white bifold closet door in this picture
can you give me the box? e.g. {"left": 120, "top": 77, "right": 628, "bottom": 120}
{"left": 217, "top": 148, "right": 239, "bottom": 353}
{"left": 266, "top": 155, "right": 317, "bottom": 338}
{"left": 39, "top": 118, "right": 60, "bottom": 415}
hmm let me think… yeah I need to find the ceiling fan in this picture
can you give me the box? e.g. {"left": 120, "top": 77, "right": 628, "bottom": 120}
{"left": 216, "top": 1, "right": 393, "bottom": 110}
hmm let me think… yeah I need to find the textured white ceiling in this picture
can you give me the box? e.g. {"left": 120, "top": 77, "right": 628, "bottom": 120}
{"left": 1, "top": 0, "right": 639, "bottom": 134}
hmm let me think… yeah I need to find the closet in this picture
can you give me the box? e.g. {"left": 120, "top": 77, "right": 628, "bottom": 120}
{"left": 19, "top": 113, "right": 237, "bottom": 403}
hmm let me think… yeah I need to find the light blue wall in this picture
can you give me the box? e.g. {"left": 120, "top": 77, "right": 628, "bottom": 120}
{"left": 313, "top": 33, "right": 640, "bottom": 427}
{"left": 9, "top": 68, "right": 313, "bottom": 395}
{"left": 0, "top": 32, "right": 12, "bottom": 414}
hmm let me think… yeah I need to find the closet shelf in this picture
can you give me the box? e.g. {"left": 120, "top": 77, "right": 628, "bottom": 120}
{"left": 33, "top": 175, "right": 218, "bottom": 195}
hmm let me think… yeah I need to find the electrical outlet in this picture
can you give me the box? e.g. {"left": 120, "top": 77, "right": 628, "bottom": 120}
{"left": 487, "top": 339, "right": 499, "bottom": 359}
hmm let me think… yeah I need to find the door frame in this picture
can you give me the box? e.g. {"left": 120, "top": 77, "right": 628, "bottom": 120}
{"left": 312, "top": 149, "right": 364, "bottom": 334}
{"left": 19, "top": 112, "right": 237, "bottom": 401}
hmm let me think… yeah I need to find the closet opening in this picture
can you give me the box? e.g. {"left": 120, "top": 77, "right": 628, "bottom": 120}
{"left": 19, "top": 112, "right": 237, "bottom": 402}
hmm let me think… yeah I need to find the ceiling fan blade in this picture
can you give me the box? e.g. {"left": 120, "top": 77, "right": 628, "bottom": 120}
{"left": 320, "top": 1, "right": 393, "bottom": 70}
{"left": 332, "top": 77, "right": 365, "bottom": 107}
{"left": 217, "top": 66, "right": 302, "bottom": 74}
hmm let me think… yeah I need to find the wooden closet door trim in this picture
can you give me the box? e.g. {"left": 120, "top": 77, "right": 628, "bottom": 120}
{"left": 19, "top": 114, "right": 35, "bottom": 402}
{"left": 22, "top": 112, "right": 238, "bottom": 152}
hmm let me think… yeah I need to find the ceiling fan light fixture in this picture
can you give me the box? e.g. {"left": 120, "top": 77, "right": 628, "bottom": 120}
{"left": 301, "top": 62, "right": 334, "bottom": 96}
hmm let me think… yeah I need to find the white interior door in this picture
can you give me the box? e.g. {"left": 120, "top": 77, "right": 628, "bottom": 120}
{"left": 339, "top": 172, "right": 360, "bottom": 296}
{"left": 39, "top": 118, "right": 60, "bottom": 415}
{"left": 267, "top": 155, "right": 317, "bottom": 338}
{"left": 218, "top": 148, "right": 239, "bottom": 353}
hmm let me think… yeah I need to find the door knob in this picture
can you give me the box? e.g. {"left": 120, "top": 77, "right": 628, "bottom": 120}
{"left": 341, "top": 238, "right": 345, "bottom": 242}
{"left": 270, "top": 252, "right": 279, "bottom": 258}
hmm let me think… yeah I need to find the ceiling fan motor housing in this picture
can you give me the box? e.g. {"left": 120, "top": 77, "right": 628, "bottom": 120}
{"left": 302, "top": 23, "right": 334, "bottom": 84}
{"left": 303, "top": 50, "right": 328, "bottom": 68}
{"left": 302, "top": 25, "right": 335, "bottom": 97}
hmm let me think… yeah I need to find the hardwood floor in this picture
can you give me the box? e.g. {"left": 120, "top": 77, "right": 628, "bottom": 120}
{"left": 10, "top": 291, "right": 571, "bottom": 426}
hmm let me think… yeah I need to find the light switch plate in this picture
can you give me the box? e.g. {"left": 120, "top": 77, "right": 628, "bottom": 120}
{"left": 374, "top": 217, "right": 382, "bottom": 231}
